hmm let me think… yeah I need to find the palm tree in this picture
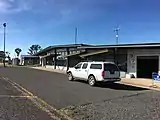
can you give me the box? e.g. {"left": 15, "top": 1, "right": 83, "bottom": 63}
{"left": 15, "top": 48, "right": 22, "bottom": 57}
{"left": 5, "top": 52, "right": 10, "bottom": 58}
{"left": 28, "top": 44, "right": 42, "bottom": 55}
{"left": 5, "top": 51, "right": 11, "bottom": 61}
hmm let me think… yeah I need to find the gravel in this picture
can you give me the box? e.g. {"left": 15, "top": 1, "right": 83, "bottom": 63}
{"left": 0, "top": 97, "right": 54, "bottom": 120}
{"left": 60, "top": 90, "right": 160, "bottom": 120}
{"left": 0, "top": 78, "right": 54, "bottom": 120}
{"left": 0, "top": 78, "right": 23, "bottom": 96}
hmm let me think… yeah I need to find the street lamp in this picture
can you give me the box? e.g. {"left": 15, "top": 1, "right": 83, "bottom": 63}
{"left": 3, "top": 23, "right": 6, "bottom": 67}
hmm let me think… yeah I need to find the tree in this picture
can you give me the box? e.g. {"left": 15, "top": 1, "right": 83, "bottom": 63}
{"left": 28, "top": 44, "right": 42, "bottom": 55}
{"left": 0, "top": 51, "right": 5, "bottom": 58}
{"left": 0, "top": 51, "right": 11, "bottom": 63}
{"left": 5, "top": 52, "right": 10, "bottom": 58}
{"left": 15, "top": 48, "right": 22, "bottom": 57}
{"left": 5, "top": 51, "right": 11, "bottom": 61}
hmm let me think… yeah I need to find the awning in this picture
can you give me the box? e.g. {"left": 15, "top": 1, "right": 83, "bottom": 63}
{"left": 80, "top": 49, "right": 108, "bottom": 58}
{"left": 41, "top": 53, "right": 55, "bottom": 58}
{"left": 65, "top": 52, "right": 82, "bottom": 57}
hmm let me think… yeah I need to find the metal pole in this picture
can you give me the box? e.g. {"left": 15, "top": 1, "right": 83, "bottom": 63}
{"left": 114, "top": 27, "right": 120, "bottom": 64}
{"left": 75, "top": 28, "right": 77, "bottom": 44}
{"left": 3, "top": 23, "right": 6, "bottom": 67}
{"left": 116, "top": 30, "right": 119, "bottom": 44}
{"left": 114, "top": 28, "right": 119, "bottom": 44}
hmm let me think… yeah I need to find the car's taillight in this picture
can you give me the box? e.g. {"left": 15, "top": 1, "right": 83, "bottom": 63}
{"left": 102, "top": 71, "right": 105, "bottom": 77}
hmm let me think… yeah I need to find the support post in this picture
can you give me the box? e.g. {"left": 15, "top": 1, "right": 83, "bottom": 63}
{"left": 54, "top": 49, "right": 57, "bottom": 69}
{"left": 66, "top": 48, "right": 70, "bottom": 71}
{"left": 114, "top": 48, "right": 118, "bottom": 64}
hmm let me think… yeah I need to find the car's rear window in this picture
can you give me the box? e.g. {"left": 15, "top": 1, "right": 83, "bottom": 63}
{"left": 104, "top": 63, "right": 119, "bottom": 71}
{"left": 90, "top": 64, "right": 102, "bottom": 69}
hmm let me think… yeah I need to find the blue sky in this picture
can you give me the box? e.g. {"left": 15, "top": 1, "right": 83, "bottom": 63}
{"left": 0, "top": 0, "right": 159, "bottom": 57}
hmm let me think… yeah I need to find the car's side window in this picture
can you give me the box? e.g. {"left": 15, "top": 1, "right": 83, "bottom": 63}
{"left": 75, "top": 63, "right": 82, "bottom": 69}
{"left": 82, "top": 63, "right": 88, "bottom": 69}
{"left": 90, "top": 64, "right": 102, "bottom": 69}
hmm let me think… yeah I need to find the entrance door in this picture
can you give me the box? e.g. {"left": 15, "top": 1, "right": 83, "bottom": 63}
{"left": 137, "top": 56, "right": 159, "bottom": 78}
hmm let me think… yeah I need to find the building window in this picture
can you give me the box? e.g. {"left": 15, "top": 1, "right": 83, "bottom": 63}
{"left": 118, "top": 61, "right": 127, "bottom": 72}
{"left": 61, "top": 52, "right": 65, "bottom": 56}
{"left": 70, "top": 51, "right": 73, "bottom": 54}
{"left": 72, "top": 51, "right": 76, "bottom": 53}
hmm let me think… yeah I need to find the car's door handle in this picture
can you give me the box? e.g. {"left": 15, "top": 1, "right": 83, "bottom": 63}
{"left": 85, "top": 70, "right": 87, "bottom": 72}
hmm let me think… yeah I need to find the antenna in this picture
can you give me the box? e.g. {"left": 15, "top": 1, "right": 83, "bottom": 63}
{"left": 114, "top": 26, "right": 120, "bottom": 44}
{"left": 75, "top": 27, "right": 78, "bottom": 44}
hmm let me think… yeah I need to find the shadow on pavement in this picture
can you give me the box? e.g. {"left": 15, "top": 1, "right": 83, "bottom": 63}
{"left": 74, "top": 80, "right": 148, "bottom": 91}
{"left": 97, "top": 82, "right": 148, "bottom": 91}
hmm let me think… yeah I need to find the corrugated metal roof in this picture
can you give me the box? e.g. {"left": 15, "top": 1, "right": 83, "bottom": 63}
{"left": 80, "top": 49, "right": 108, "bottom": 58}
{"left": 21, "top": 55, "right": 39, "bottom": 58}
{"left": 34, "top": 44, "right": 94, "bottom": 56}
{"left": 78, "top": 42, "right": 160, "bottom": 49}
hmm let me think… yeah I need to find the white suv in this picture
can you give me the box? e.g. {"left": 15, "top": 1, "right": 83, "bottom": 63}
{"left": 67, "top": 61, "right": 121, "bottom": 86}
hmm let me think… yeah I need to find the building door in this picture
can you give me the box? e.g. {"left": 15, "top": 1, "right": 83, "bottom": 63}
{"left": 137, "top": 56, "right": 159, "bottom": 78}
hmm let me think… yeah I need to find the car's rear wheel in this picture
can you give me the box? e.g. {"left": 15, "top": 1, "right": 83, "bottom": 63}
{"left": 88, "top": 75, "right": 96, "bottom": 86}
{"left": 67, "top": 72, "right": 74, "bottom": 81}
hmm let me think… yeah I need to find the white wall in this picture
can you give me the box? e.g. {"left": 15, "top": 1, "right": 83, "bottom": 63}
{"left": 46, "top": 65, "right": 54, "bottom": 69}
{"left": 56, "top": 66, "right": 68, "bottom": 71}
{"left": 45, "top": 65, "right": 68, "bottom": 71}
{"left": 127, "top": 48, "right": 160, "bottom": 78}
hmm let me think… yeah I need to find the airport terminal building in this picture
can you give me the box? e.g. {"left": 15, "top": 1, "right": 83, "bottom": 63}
{"left": 35, "top": 43, "right": 160, "bottom": 79}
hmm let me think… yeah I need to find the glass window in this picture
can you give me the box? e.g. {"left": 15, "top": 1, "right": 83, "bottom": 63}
{"left": 70, "top": 51, "right": 72, "bottom": 54}
{"left": 75, "top": 63, "right": 82, "bottom": 69}
{"left": 64, "top": 51, "right": 67, "bottom": 55}
{"left": 90, "top": 64, "right": 102, "bottom": 69}
{"left": 82, "top": 63, "right": 88, "bottom": 69}
{"left": 104, "top": 63, "right": 119, "bottom": 71}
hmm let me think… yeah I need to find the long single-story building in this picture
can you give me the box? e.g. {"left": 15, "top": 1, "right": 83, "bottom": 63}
{"left": 35, "top": 43, "right": 160, "bottom": 79}
{"left": 34, "top": 44, "right": 94, "bottom": 70}
{"left": 20, "top": 55, "right": 40, "bottom": 66}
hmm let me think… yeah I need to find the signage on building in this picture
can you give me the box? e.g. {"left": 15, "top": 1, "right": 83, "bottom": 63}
{"left": 57, "top": 55, "right": 67, "bottom": 60}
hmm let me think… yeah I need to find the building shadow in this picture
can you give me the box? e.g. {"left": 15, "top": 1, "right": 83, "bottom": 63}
{"left": 74, "top": 80, "right": 148, "bottom": 91}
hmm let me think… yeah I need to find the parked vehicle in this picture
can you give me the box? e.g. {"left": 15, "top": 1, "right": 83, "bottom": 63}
{"left": 67, "top": 61, "right": 121, "bottom": 86}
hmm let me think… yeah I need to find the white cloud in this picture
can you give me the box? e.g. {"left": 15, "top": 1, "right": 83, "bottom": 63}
{"left": 0, "top": 0, "right": 11, "bottom": 13}
{"left": 0, "top": 0, "right": 32, "bottom": 14}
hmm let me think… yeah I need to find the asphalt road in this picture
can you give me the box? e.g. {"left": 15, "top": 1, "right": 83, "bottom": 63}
{"left": 0, "top": 67, "right": 160, "bottom": 120}
{"left": 0, "top": 67, "right": 148, "bottom": 109}
{"left": 0, "top": 74, "right": 54, "bottom": 120}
